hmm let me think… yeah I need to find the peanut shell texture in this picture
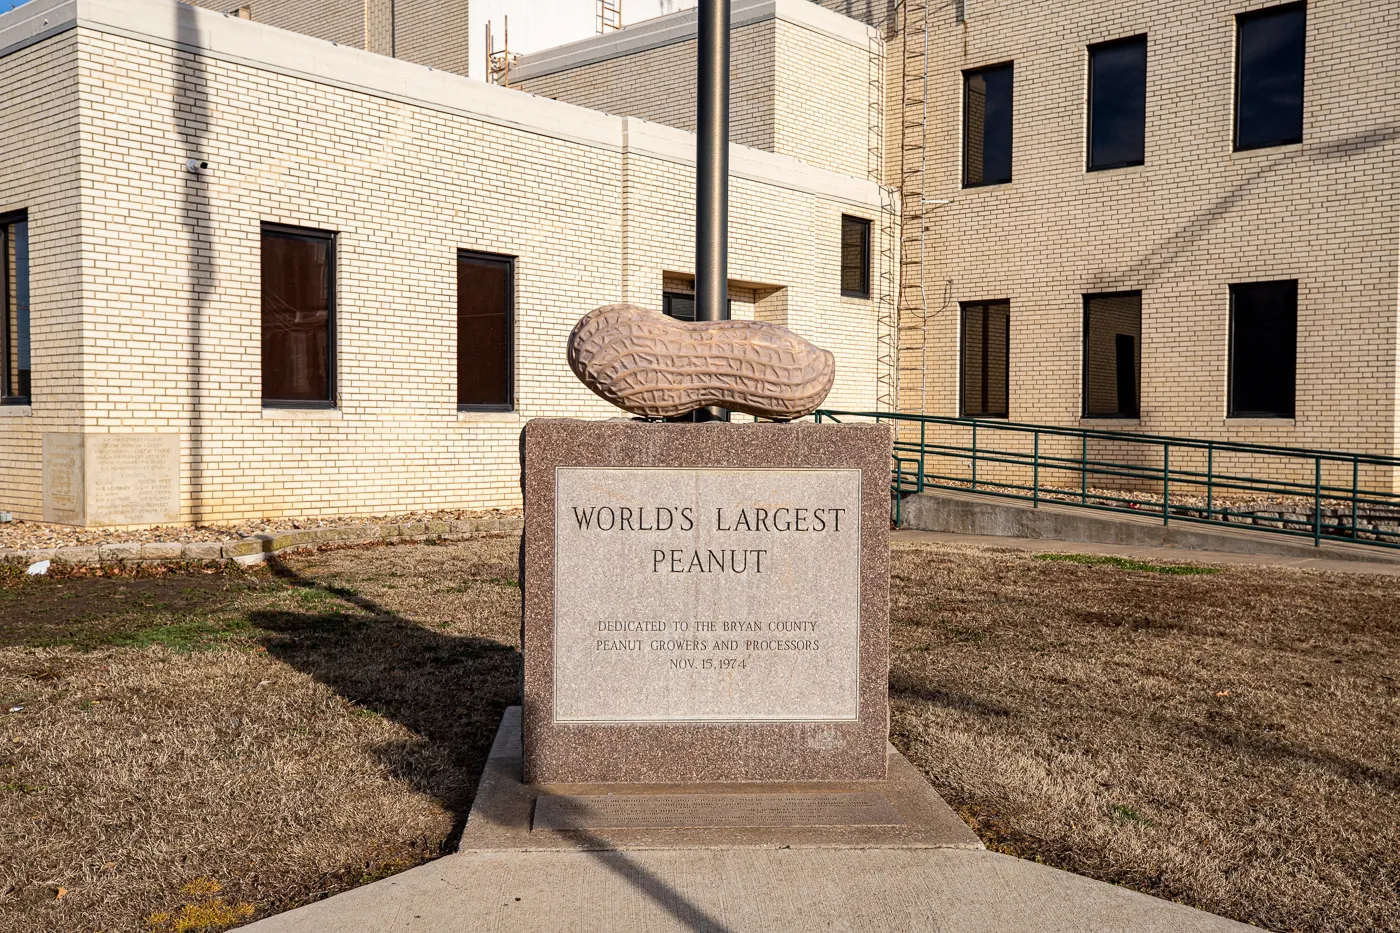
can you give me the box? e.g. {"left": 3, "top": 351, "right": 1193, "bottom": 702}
{"left": 567, "top": 304, "right": 837, "bottom": 420}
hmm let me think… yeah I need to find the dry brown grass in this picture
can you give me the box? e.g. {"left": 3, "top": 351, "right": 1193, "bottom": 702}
{"left": 2, "top": 537, "right": 1396, "bottom": 932}
{"left": 889, "top": 543, "right": 1400, "bottom": 933}
{"left": 0, "top": 536, "right": 522, "bottom": 933}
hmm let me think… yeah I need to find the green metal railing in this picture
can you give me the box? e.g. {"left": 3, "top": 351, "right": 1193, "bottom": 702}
{"left": 814, "top": 410, "right": 1400, "bottom": 550}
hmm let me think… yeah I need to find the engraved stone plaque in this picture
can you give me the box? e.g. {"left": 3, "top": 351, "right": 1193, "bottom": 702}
{"left": 532, "top": 792, "right": 904, "bottom": 832}
{"left": 42, "top": 434, "right": 85, "bottom": 525}
{"left": 41, "top": 433, "right": 181, "bottom": 526}
{"left": 86, "top": 433, "right": 180, "bottom": 525}
{"left": 553, "top": 467, "right": 861, "bottom": 724}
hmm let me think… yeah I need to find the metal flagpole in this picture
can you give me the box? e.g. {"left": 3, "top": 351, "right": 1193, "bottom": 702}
{"left": 693, "top": 0, "right": 730, "bottom": 422}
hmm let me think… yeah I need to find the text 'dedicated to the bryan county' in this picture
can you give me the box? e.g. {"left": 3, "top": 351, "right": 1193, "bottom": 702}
{"left": 552, "top": 467, "right": 862, "bottom": 723}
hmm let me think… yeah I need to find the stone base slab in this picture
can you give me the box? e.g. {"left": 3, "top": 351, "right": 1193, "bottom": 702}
{"left": 460, "top": 707, "right": 982, "bottom": 852}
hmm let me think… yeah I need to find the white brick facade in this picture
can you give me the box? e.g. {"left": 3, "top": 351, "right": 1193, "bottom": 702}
{"left": 0, "top": 0, "right": 884, "bottom": 524}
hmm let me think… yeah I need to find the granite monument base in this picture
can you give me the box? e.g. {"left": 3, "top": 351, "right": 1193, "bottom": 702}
{"left": 461, "top": 708, "right": 981, "bottom": 852}
{"left": 522, "top": 419, "right": 892, "bottom": 784}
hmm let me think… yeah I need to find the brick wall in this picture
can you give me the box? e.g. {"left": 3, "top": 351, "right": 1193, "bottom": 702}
{"left": 515, "top": 3, "right": 881, "bottom": 179}
{"left": 889, "top": 0, "right": 1400, "bottom": 489}
{"left": 0, "top": 0, "right": 884, "bottom": 523}
{"left": 187, "top": 0, "right": 470, "bottom": 75}
{"left": 0, "top": 32, "right": 83, "bottom": 520}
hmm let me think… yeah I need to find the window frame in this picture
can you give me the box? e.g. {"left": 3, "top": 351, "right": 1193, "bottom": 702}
{"left": 1081, "top": 290, "right": 1143, "bottom": 419}
{"left": 260, "top": 222, "right": 337, "bottom": 410}
{"left": 961, "top": 61, "right": 1015, "bottom": 189}
{"left": 1232, "top": 1, "right": 1307, "bottom": 152}
{"left": 456, "top": 248, "right": 516, "bottom": 413}
{"left": 1086, "top": 34, "right": 1149, "bottom": 173}
{"left": 840, "top": 214, "right": 872, "bottom": 299}
{"left": 959, "top": 299, "right": 1011, "bottom": 419}
{"left": 1228, "top": 279, "right": 1297, "bottom": 419}
{"left": 1, "top": 209, "right": 30, "bottom": 406}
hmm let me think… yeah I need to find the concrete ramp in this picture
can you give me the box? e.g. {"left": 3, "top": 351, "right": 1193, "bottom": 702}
{"left": 900, "top": 489, "right": 1400, "bottom": 565}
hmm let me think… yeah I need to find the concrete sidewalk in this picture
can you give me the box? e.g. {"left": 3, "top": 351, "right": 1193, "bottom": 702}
{"left": 240, "top": 706, "right": 1254, "bottom": 933}
{"left": 239, "top": 845, "right": 1251, "bottom": 933}
{"left": 893, "top": 528, "right": 1400, "bottom": 576}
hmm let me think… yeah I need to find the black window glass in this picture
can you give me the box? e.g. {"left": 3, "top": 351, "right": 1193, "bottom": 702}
{"left": 1088, "top": 36, "right": 1147, "bottom": 170}
{"left": 663, "top": 292, "right": 696, "bottom": 321}
{"left": 663, "top": 292, "right": 731, "bottom": 322}
{"left": 261, "top": 225, "right": 334, "bottom": 404}
{"left": 1235, "top": 3, "right": 1306, "bottom": 150}
{"left": 840, "top": 215, "right": 871, "bottom": 297}
{"left": 1083, "top": 292, "right": 1142, "bottom": 417}
{"left": 963, "top": 63, "right": 1013, "bottom": 186}
{"left": 1230, "top": 280, "right": 1296, "bottom": 418}
{"left": 458, "top": 252, "right": 514, "bottom": 409}
{"left": 2, "top": 214, "right": 30, "bottom": 402}
{"left": 961, "top": 300, "right": 1009, "bottom": 418}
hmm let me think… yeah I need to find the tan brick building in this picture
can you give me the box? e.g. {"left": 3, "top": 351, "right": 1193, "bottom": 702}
{"left": 885, "top": 0, "right": 1399, "bottom": 478}
{"left": 2, "top": 0, "right": 1395, "bottom": 526}
{"left": 522, "top": 0, "right": 1399, "bottom": 493}
{"left": 0, "top": 0, "right": 886, "bottom": 525}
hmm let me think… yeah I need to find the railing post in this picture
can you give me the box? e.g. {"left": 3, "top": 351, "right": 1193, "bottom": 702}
{"left": 1162, "top": 442, "right": 1170, "bottom": 526}
{"left": 1080, "top": 432, "right": 1087, "bottom": 504}
{"left": 1314, "top": 457, "right": 1322, "bottom": 546}
{"left": 971, "top": 422, "right": 978, "bottom": 490}
{"left": 1352, "top": 456, "right": 1359, "bottom": 541}
{"left": 1033, "top": 430, "right": 1040, "bottom": 507}
{"left": 1206, "top": 441, "right": 1214, "bottom": 521}
{"left": 919, "top": 419, "right": 926, "bottom": 493}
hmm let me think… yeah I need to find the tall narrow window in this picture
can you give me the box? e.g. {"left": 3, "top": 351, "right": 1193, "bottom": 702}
{"left": 261, "top": 224, "right": 334, "bottom": 406}
{"left": 1230, "top": 280, "right": 1296, "bottom": 418}
{"left": 840, "top": 215, "right": 871, "bottom": 298}
{"left": 961, "top": 300, "right": 1010, "bottom": 418}
{"left": 1, "top": 212, "right": 30, "bottom": 404}
{"left": 1088, "top": 35, "right": 1147, "bottom": 171}
{"left": 963, "top": 63, "right": 1013, "bottom": 187}
{"left": 1235, "top": 3, "right": 1306, "bottom": 151}
{"left": 1083, "top": 292, "right": 1142, "bottom": 418}
{"left": 457, "top": 251, "right": 514, "bottom": 409}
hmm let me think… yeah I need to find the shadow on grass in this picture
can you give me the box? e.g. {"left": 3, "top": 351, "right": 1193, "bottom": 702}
{"left": 250, "top": 556, "right": 522, "bottom": 841}
{"left": 253, "top": 556, "right": 737, "bottom": 932}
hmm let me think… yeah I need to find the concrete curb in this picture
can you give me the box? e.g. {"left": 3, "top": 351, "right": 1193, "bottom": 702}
{"left": 0, "top": 516, "right": 523, "bottom": 569}
{"left": 900, "top": 489, "right": 1400, "bottom": 565}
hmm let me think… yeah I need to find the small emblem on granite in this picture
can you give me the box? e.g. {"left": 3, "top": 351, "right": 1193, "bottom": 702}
{"left": 567, "top": 304, "right": 836, "bottom": 420}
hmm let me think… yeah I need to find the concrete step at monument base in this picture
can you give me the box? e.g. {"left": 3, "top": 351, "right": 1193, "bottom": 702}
{"left": 900, "top": 489, "right": 1400, "bottom": 565}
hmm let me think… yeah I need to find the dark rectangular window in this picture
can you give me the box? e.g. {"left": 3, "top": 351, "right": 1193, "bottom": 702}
{"left": 840, "top": 215, "right": 871, "bottom": 298}
{"left": 963, "top": 63, "right": 1013, "bottom": 187}
{"left": 1, "top": 212, "right": 30, "bottom": 404}
{"left": 960, "top": 300, "right": 1010, "bottom": 418}
{"left": 663, "top": 291, "right": 696, "bottom": 322}
{"left": 261, "top": 224, "right": 334, "bottom": 406}
{"left": 458, "top": 251, "right": 514, "bottom": 409}
{"left": 1083, "top": 291, "right": 1142, "bottom": 418}
{"left": 1088, "top": 35, "right": 1147, "bottom": 171}
{"left": 1230, "top": 280, "right": 1296, "bottom": 418}
{"left": 1235, "top": 3, "right": 1306, "bottom": 151}
{"left": 663, "top": 292, "right": 732, "bottom": 322}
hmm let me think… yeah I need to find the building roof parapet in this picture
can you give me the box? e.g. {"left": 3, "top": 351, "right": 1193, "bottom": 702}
{"left": 511, "top": 0, "right": 880, "bottom": 83}
{"left": 0, "top": 0, "right": 880, "bottom": 208}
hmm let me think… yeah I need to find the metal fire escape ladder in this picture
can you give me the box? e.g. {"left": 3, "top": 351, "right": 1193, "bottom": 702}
{"left": 897, "top": 0, "right": 931, "bottom": 416}
{"left": 869, "top": 25, "right": 900, "bottom": 413}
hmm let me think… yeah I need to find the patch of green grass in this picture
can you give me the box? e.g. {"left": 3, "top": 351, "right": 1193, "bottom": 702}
{"left": 45, "top": 614, "right": 262, "bottom": 652}
{"left": 1034, "top": 553, "right": 1220, "bottom": 575}
{"left": 1, "top": 781, "right": 45, "bottom": 794}
{"left": 1109, "top": 804, "right": 1154, "bottom": 826}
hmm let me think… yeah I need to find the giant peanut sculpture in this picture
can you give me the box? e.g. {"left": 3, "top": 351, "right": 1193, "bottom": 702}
{"left": 567, "top": 304, "right": 836, "bottom": 420}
